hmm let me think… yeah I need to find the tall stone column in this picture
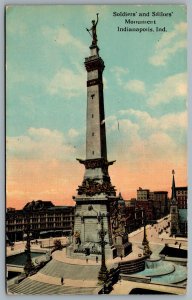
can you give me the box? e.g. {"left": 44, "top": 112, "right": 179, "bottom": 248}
{"left": 67, "top": 17, "right": 132, "bottom": 260}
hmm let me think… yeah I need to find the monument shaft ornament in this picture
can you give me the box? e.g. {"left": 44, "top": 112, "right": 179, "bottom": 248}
{"left": 67, "top": 15, "right": 132, "bottom": 260}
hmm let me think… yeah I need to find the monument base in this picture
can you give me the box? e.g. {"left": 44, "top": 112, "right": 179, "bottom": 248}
{"left": 66, "top": 244, "right": 117, "bottom": 260}
{"left": 114, "top": 242, "right": 132, "bottom": 257}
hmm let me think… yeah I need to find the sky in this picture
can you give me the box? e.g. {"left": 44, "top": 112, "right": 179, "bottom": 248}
{"left": 6, "top": 5, "right": 187, "bottom": 209}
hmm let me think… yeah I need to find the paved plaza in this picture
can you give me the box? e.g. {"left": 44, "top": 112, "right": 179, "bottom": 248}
{"left": 7, "top": 214, "right": 187, "bottom": 295}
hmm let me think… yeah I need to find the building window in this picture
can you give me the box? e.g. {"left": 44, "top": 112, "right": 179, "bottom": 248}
{"left": 92, "top": 151, "right": 94, "bottom": 155}
{"left": 92, "top": 114, "right": 94, "bottom": 118}
{"left": 92, "top": 132, "right": 94, "bottom": 136}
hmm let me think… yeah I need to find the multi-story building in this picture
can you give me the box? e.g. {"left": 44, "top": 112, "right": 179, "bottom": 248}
{"left": 125, "top": 198, "right": 136, "bottom": 207}
{"left": 175, "top": 187, "right": 187, "bottom": 236}
{"left": 149, "top": 191, "right": 168, "bottom": 219}
{"left": 136, "top": 200, "right": 154, "bottom": 222}
{"left": 137, "top": 188, "right": 149, "bottom": 201}
{"left": 175, "top": 187, "right": 187, "bottom": 209}
{"left": 124, "top": 206, "right": 144, "bottom": 233}
{"left": 6, "top": 200, "right": 75, "bottom": 242}
{"left": 136, "top": 188, "right": 169, "bottom": 222}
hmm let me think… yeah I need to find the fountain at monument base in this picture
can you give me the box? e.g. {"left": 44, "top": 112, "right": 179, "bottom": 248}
{"left": 136, "top": 256, "right": 187, "bottom": 285}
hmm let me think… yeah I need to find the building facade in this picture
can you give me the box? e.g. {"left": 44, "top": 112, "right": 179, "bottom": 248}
{"left": 176, "top": 186, "right": 187, "bottom": 236}
{"left": 6, "top": 200, "right": 74, "bottom": 242}
{"left": 137, "top": 188, "right": 150, "bottom": 201}
{"left": 124, "top": 205, "right": 144, "bottom": 233}
{"left": 175, "top": 187, "right": 187, "bottom": 209}
{"left": 136, "top": 188, "right": 169, "bottom": 222}
{"left": 150, "top": 191, "right": 169, "bottom": 219}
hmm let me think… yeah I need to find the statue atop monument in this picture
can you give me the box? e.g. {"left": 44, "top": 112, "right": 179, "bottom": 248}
{"left": 86, "top": 13, "right": 99, "bottom": 46}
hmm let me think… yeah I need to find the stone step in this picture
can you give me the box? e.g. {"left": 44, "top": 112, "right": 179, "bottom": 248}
{"left": 40, "top": 259, "right": 100, "bottom": 280}
{"left": 8, "top": 278, "right": 96, "bottom": 295}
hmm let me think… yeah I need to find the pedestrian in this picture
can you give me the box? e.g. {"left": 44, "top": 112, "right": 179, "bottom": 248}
{"left": 61, "top": 276, "right": 64, "bottom": 285}
{"left": 86, "top": 258, "right": 88, "bottom": 263}
{"left": 120, "top": 254, "right": 123, "bottom": 260}
{"left": 96, "top": 256, "right": 98, "bottom": 263}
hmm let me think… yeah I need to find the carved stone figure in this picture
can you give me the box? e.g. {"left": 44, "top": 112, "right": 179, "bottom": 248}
{"left": 73, "top": 231, "right": 81, "bottom": 245}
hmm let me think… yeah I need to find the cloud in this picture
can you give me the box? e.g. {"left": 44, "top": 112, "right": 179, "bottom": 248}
{"left": 105, "top": 115, "right": 138, "bottom": 136}
{"left": 148, "top": 72, "right": 187, "bottom": 106}
{"left": 47, "top": 67, "right": 86, "bottom": 98}
{"left": 118, "top": 108, "right": 187, "bottom": 132}
{"left": 68, "top": 128, "right": 79, "bottom": 138}
{"left": 124, "top": 80, "right": 146, "bottom": 95}
{"left": 106, "top": 107, "right": 187, "bottom": 168}
{"left": 159, "top": 111, "right": 187, "bottom": 131}
{"left": 6, "top": 126, "right": 85, "bottom": 209}
{"left": 111, "top": 67, "right": 146, "bottom": 96}
{"left": 7, "top": 127, "right": 76, "bottom": 161}
{"left": 149, "top": 22, "right": 187, "bottom": 66}
{"left": 146, "top": 132, "right": 175, "bottom": 153}
{"left": 42, "top": 26, "right": 87, "bottom": 55}
{"left": 112, "top": 72, "right": 187, "bottom": 107}
{"left": 119, "top": 109, "right": 157, "bottom": 130}
{"left": 7, "top": 158, "right": 82, "bottom": 209}
{"left": 110, "top": 66, "right": 129, "bottom": 86}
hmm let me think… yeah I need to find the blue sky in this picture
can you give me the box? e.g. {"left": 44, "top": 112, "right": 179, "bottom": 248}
{"left": 6, "top": 5, "right": 187, "bottom": 208}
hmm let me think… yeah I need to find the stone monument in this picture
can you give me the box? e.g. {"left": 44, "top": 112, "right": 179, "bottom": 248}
{"left": 67, "top": 15, "right": 132, "bottom": 260}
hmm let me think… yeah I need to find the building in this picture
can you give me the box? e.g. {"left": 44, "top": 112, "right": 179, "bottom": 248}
{"left": 175, "top": 187, "right": 187, "bottom": 209}
{"left": 136, "top": 200, "right": 154, "bottom": 222}
{"left": 6, "top": 200, "right": 74, "bottom": 242}
{"left": 175, "top": 186, "right": 187, "bottom": 236}
{"left": 150, "top": 191, "right": 168, "bottom": 219}
{"left": 136, "top": 188, "right": 169, "bottom": 222}
{"left": 125, "top": 198, "right": 136, "bottom": 207}
{"left": 124, "top": 205, "right": 144, "bottom": 233}
{"left": 137, "top": 188, "right": 149, "bottom": 201}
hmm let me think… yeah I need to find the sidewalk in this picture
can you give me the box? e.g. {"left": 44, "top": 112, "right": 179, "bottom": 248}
{"left": 52, "top": 244, "right": 144, "bottom": 267}
{"left": 6, "top": 237, "right": 69, "bottom": 257}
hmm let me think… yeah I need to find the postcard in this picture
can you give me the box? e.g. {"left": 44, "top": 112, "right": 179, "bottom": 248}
{"left": 6, "top": 4, "right": 187, "bottom": 295}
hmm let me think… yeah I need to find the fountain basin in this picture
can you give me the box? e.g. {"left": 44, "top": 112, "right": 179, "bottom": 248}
{"left": 136, "top": 257, "right": 187, "bottom": 285}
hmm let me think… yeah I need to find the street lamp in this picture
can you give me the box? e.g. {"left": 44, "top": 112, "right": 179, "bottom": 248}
{"left": 142, "top": 212, "right": 152, "bottom": 257}
{"left": 24, "top": 212, "right": 34, "bottom": 276}
{"left": 98, "top": 214, "right": 109, "bottom": 284}
{"left": 49, "top": 233, "right": 53, "bottom": 255}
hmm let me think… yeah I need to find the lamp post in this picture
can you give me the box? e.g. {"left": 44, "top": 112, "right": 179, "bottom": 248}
{"left": 142, "top": 212, "right": 152, "bottom": 257}
{"left": 49, "top": 233, "right": 53, "bottom": 255}
{"left": 24, "top": 212, "right": 34, "bottom": 276}
{"left": 98, "top": 214, "right": 109, "bottom": 284}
